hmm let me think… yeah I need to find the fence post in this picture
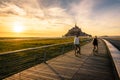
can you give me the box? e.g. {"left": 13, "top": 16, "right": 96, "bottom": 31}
{"left": 71, "top": 44, "right": 75, "bottom": 50}
{"left": 34, "top": 54, "right": 37, "bottom": 70}
{"left": 44, "top": 52, "right": 46, "bottom": 63}
{"left": 62, "top": 45, "right": 65, "bottom": 55}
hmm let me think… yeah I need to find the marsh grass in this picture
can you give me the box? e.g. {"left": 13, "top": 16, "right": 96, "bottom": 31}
{"left": 0, "top": 37, "right": 73, "bottom": 53}
{"left": 0, "top": 37, "right": 92, "bottom": 79}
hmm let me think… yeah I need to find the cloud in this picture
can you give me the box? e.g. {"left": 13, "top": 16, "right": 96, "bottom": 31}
{"left": 65, "top": 0, "right": 120, "bottom": 36}
{"left": 0, "top": 0, "right": 74, "bottom": 23}
{"left": 0, "top": 2, "right": 26, "bottom": 16}
{"left": 0, "top": 0, "right": 120, "bottom": 36}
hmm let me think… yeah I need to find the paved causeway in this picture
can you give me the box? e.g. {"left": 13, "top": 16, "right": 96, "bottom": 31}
{"left": 4, "top": 39, "right": 115, "bottom": 80}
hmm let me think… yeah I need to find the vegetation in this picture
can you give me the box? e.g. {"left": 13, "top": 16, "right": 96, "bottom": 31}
{"left": 0, "top": 37, "right": 92, "bottom": 79}
{"left": 0, "top": 37, "right": 74, "bottom": 53}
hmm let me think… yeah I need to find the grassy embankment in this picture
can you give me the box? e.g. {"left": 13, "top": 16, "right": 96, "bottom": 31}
{"left": 0, "top": 37, "right": 92, "bottom": 79}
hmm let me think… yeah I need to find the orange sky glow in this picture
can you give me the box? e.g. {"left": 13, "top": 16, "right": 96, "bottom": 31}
{"left": 0, "top": 0, "right": 120, "bottom": 37}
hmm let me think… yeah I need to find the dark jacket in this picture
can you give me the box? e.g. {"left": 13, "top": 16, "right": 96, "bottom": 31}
{"left": 93, "top": 38, "right": 98, "bottom": 45}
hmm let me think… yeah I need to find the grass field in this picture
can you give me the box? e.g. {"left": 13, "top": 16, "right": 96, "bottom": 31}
{"left": 0, "top": 37, "right": 74, "bottom": 53}
{"left": 0, "top": 37, "right": 92, "bottom": 79}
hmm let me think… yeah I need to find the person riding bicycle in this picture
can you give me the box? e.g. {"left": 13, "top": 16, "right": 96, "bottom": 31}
{"left": 74, "top": 35, "right": 81, "bottom": 55}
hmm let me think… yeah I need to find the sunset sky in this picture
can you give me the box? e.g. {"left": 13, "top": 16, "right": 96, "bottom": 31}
{"left": 0, "top": 0, "right": 120, "bottom": 37}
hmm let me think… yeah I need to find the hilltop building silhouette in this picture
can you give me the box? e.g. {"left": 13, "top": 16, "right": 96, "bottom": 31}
{"left": 64, "top": 24, "right": 91, "bottom": 37}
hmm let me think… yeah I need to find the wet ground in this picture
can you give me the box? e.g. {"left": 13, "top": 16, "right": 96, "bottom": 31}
{"left": 104, "top": 37, "right": 120, "bottom": 50}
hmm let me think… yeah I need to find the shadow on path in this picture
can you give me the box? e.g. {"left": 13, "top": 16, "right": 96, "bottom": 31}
{"left": 45, "top": 63, "right": 64, "bottom": 80}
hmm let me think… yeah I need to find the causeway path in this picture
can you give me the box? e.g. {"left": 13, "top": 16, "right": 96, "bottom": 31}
{"left": 4, "top": 39, "right": 115, "bottom": 80}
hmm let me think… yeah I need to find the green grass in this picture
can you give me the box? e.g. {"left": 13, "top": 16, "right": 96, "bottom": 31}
{"left": 0, "top": 37, "right": 92, "bottom": 79}
{"left": 0, "top": 37, "right": 74, "bottom": 53}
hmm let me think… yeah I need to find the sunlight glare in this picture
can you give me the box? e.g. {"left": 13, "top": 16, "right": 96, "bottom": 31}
{"left": 13, "top": 22, "right": 24, "bottom": 33}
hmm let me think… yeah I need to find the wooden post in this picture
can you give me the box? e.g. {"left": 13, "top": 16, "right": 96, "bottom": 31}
{"left": 68, "top": 43, "right": 73, "bottom": 51}
{"left": 62, "top": 45, "right": 65, "bottom": 54}
{"left": 44, "top": 52, "right": 46, "bottom": 63}
{"left": 34, "top": 54, "right": 37, "bottom": 70}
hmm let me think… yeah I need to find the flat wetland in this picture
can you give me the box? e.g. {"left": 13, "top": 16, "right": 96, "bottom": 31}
{"left": 0, "top": 37, "right": 92, "bottom": 79}
{"left": 0, "top": 37, "right": 73, "bottom": 53}
{"left": 103, "top": 36, "right": 120, "bottom": 50}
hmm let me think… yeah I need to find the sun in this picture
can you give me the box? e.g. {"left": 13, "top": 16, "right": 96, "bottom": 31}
{"left": 13, "top": 25, "right": 24, "bottom": 33}
{"left": 13, "top": 22, "right": 24, "bottom": 33}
